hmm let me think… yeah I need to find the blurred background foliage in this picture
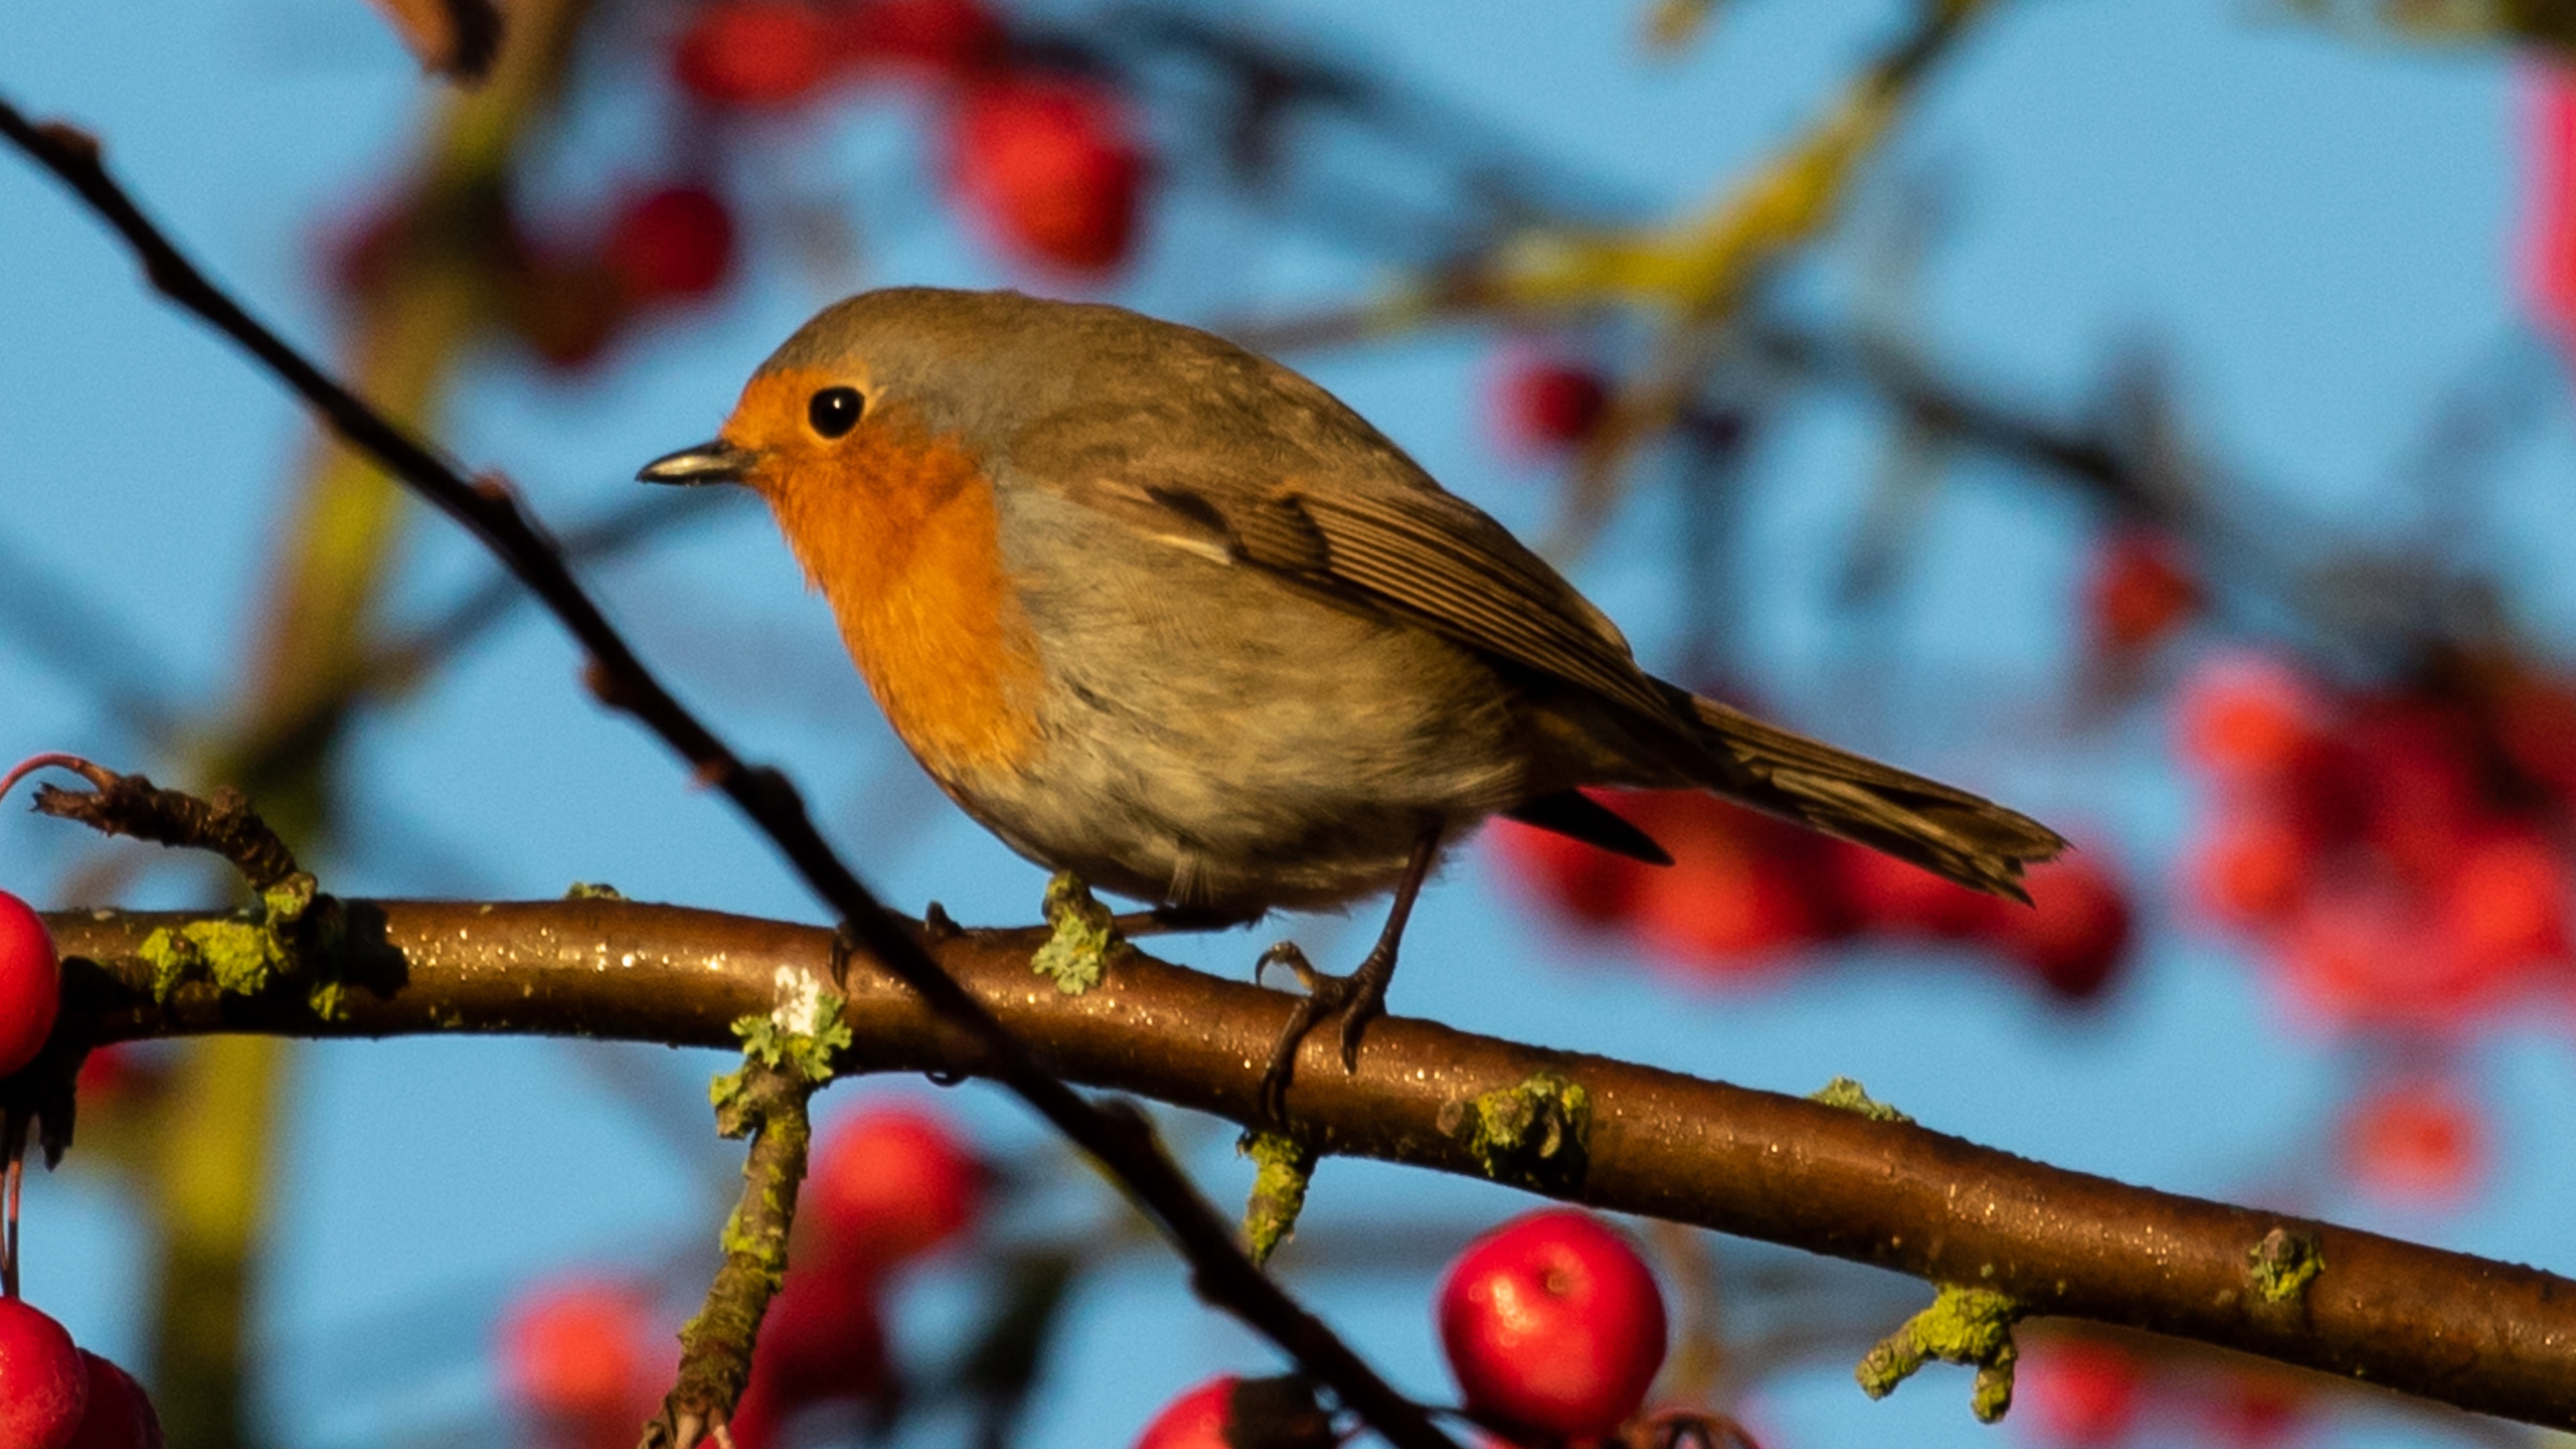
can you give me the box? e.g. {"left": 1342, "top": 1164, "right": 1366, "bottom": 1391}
{"left": 9, "top": 0, "right": 2576, "bottom": 1446}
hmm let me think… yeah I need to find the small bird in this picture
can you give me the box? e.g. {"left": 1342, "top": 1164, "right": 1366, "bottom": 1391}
{"left": 641, "top": 288, "right": 2063, "bottom": 1113}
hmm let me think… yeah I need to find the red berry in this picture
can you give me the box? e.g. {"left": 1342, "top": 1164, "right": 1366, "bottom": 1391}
{"left": 0, "top": 890, "right": 62, "bottom": 1079}
{"left": 674, "top": 0, "right": 835, "bottom": 109}
{"left": 2016, "top": 1336, "right": 2141, "bottom": 1448}
{"left": 2493, "top": 669, "right": 2576, "bottom": 800}
{"left": 2342, "top": 1077, "right": 2485, "bottom": 1204}
{"left": 0, "top": 1299, "right": 89, "bottom": 1449}
{"left": 1629, "top": 797, "right": 1829, "bottom": 972}
{"left": 1437, "top": 1208, "right": 1667, "bottom": 1442}
{"left": 1130, "top": 1376, "right": 1234, "bottom": 1449}
{"left": 1495, "top": 360, "right": 1610, "bottom": 453}
{"left": 739, "top": 1261, "right": 885, "bottom": 1415}
{"left": 606, "top": 187, "right": 737, "bottom": 303}
{"left": 2203, "top": 1372, "right": 2306, "bottom": 1449}
{"left": 2188, "top": 803, "right": 2316, "bottom": 929}
{"left": 496, "top": 1279, "right": 656, "bottom": 1438}
{"left": 806, "top": 1102, "right": 981, "bottom": 1276}
{"left": 66, "top": 1353, "right": 162, "bottom": 1449}
{"left": 504, "top": 252, "right": 631, "bottom": 372}
{"left": 1489, "top": 804, "right": 1656, "bottom": 930}
{"left": 2084, "top": 527, "right": 2200, "bottom": 655}
{"left": 841, "top": 0, "right": 1004, "bottom": 78}
{"left": 2520, "top": 68, "right": 2576, "bottom": 341}
{"left": 1990, "top": 855, "right": 2132, "bottom": 1003}
{"left": 2432, "top": 828, "right": 2569, "bottom": 985}
{"left": 2176, "top": 655, "right": 2328, "bottom": 786}
{"left": 949, "top": 73, "right": 1147, "bottom": 274}
{"left": 1826, "top": 839, "right": 2008, "bottom": 938}
{"left": 1130, "top": 1375, "right": 1334, "bottom": 1449}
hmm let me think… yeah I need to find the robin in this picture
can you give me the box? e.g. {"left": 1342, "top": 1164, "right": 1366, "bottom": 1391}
{"left": 640, "top": 287, "right": 2063, "bottom": 1113}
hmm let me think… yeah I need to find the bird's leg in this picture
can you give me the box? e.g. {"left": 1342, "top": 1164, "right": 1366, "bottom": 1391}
{"left": 1256, "top": 824, "right": 1442, "bottom": 1122}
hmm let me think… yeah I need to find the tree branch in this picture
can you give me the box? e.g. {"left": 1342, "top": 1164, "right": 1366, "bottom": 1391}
{"left": 0, "top": 99, "right": 1454, "bottom": 1449}
{"left": 42, "top": 899, "right": 2576, "bottom": 1433}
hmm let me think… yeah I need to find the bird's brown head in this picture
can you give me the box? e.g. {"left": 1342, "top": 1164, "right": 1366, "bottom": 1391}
{"left": 634, "top": 286, "right": 1118, "bottom": 502}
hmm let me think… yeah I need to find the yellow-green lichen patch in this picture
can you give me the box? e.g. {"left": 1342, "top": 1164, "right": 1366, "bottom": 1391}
{"left": 1238, "top": 1130, "right": 1318, "bottom": 1268}
{"left": 1809, "top": 1075, "right": 1914, "bottom": 1124}
{"left": 1440, "top": 1068, "right": 1591, "bottom": 1193}
{"left": 1855, "top": 1284, "right": 2022, "bottom": 1423}
{"left": 1030, "top": 871, "right": 1129, "bottom": 995}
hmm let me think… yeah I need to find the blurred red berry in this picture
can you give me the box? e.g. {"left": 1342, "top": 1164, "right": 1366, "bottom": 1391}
{"left": 2520, "top": 68, "right": 2576, "bottom": 341}
{"left": 0, "top": 1299, "right": 89, "bottom": 1449}
{"left": 1826, "top": 839, "right": 2008, "bottom": 937}
{"left": 2084, "top": 527, "right": 2199, "bottom": 655}
{"left": 950, "top": 72, "right": 1147, "bottom": 274}
{"left": 1130, "top": 1377, "right": 1234, "bottom": 1449}
{"left": 2277, "top": 884, "right": 2449, "bottom": 1028}
{"left": 1130, "top": 1375, "right": 1334, "bottom": 1449}
{"left": 1495, "top": 359, "right": 1610, "bottom": 453}
{"left": 2432, "top": 828, "right": 2569, "bottom": 984}
{"left": 806, "top": 1102, "right": 981, "bottom": 1277}
{"left": 606, "top": 186, "right": 737, "bottom": 303}
{"left": 2202, "top": 1372, "right": 2307, "bottom": 1449}
{"left": 0, "top": 890, "right": 62, "bottom": 1079}
{"left": 2016, "top": 1336, "right": 2142, "bottom": 1448}
{"left": 1990, "top": 855, "right": 2132, "bottom": 1003}
{"left": 841, "top": 0, "right": 1004, "bottom": 77}
{"left": 2176, "top": 655, "right": 2328, "bottom": 786}
{"left": 498, "top": 1279, "right": 656, "bottom": 1445}
{"left": 504, "top": 253, "right": 631, "bottom": 372}
{"left": 1631, "top": 798, "right": 1829, "bottom": 971}
{"left": 2348, "top": 698, "right": 2483, "bottom": 891}
{"left": 2188, "top": 802, "right": 2316, "bottom": 929}
{"left": 1437, "top": 1208, "right": 1667, "bottom": 1442}
{"left": 2342, "top": 1077, "right": 2486, "bottom": 1203}
{"left": 674, "top": 0, "right": 835, "bottom": 109}
{"left": 2492, "top": 669, "right": 2576, "bottom": 800}
{"left": 1489, "top": 803, "right": 1655, "bottom": 930}
{"left": 742, "top": 1262, "right": 887, "bottom": 1413}
{"left": 65, "top": 1353, "right": 162, "bottom": 1449}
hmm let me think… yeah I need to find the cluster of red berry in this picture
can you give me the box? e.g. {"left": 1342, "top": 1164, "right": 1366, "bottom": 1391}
{"left": 0, "top": 893, "right": 162, "bottom": 1449}
{"left": 1133, "top": 1208, "right": 1669, "bottom": 1449}
{"left": 497, "top": 1098, "right": 980, "bottom": 1448}
{"left": 1495, "top": 792, "right": 2132, "bottom": 1004}
{"left": 2174, "top": 649, "right": 2576, "bottom": 1201}
{"left": 2178, "top": 651, "right": 2576, "bottom": 1030}
{"left": 673, "top": 0, "right": 1146, "bottom": 274}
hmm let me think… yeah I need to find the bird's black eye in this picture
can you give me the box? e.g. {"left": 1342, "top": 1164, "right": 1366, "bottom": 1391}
{"left": 808, "top": 386, "right": 864, "bottom": 439}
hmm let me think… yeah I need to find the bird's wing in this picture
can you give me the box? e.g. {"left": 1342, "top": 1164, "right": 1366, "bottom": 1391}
{"left": 1004, "top": 396, "right": 1690, "bottom": 732}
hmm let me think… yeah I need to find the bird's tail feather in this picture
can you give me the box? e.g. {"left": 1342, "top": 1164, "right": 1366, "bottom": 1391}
{"left": 1682, "top": 692, "right": 2067, "bottom": 902}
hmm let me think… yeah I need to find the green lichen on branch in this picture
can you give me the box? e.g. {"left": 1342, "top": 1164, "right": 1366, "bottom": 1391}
{"left": 564, "top": 881, "right": 626, "bottom": 900}
{"left": 2249, "top": 1226, "right": 2324, "bottom": 1304}
{"left": 1030, "top": 871, "right": 1129, "bottom": 995}
{"left": 1439, "top": 1068, "right": 1591, "bottom": 1193}
{"left": 1856, "top": 1284, "right": 2023, "bottom": 1424}
{"left": 651, "top": 1056, "right": 818, "bottom": 1449}
{"left": 649, "top": 979, "right": 852, "bottom": 1447}
{"left": 1238, "top": 1129, "right": 1318, "bottom": 1268}
{"left": 715, "top": 987, "right": 850, "bottom": 1126}
{"left": 134, "top": 868, "right": 339, "bottom": 1014}
{"left": 1810, "top": 1075, "right": 1914, "bottom": 1124}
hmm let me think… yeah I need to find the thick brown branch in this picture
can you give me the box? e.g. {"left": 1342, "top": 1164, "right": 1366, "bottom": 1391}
{"left": 42, "top": 900, "right": 2576, "bottom": 1432}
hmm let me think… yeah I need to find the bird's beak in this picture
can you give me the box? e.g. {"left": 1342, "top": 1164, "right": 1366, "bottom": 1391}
{"left": 637, "top": 439, "right": 756, "bottom": 486}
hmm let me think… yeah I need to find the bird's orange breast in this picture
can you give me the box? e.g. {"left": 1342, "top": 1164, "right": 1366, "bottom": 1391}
{"left": 730, "top": 374, "right": 1045, "bottom": 781}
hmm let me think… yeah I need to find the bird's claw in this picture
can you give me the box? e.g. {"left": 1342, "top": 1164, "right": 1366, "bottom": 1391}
{"left": 1254, "top": 940, "right": 1395, "bottom": 1125}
